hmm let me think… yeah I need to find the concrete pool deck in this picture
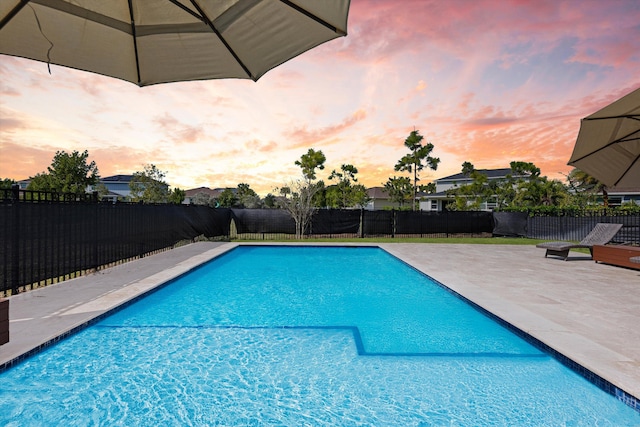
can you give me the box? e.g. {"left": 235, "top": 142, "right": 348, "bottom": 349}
{"left": 1, "top": 241, "right": 638, "bottom": 405}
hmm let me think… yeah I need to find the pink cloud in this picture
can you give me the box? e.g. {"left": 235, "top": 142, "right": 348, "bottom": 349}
{"left": 342, "top": 0, "right": 640, "bottom": 77}
{"left": 285, "top": 109, "right": 368, "bottom": 148}
{"left": 152, "top": 113, "right": 205, "bottom": 144}
{"left": 246, "top": 139, "right": 278, "bottom": 153}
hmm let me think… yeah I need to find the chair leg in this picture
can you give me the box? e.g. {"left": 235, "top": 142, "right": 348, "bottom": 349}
{"left": 546, "top": 248, "right": 570, "bottom": 260}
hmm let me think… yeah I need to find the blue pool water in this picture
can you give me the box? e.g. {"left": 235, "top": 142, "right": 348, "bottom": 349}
{"left": 0, "top": 246, "right": 638, "bottom": 425}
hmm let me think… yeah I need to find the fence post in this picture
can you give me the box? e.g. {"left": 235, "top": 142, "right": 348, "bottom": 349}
{"left": 92, "top": 201, "right": 99, "bottom": 271}
{"left": 446, "top": 210, "right": 450, "bottom": 238}
{"left": 10, "top": 185, "right": 20, "bottom": 294}
{"left": 11, "top": 184, "right": 19, "bottom": 202}
{"left": 392, "top": 209, "right": 396, "bottom": 238}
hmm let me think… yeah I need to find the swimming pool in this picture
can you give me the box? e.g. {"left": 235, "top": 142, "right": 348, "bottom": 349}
{"left": 0, "top": 245, "right": 638, "bottom": 425}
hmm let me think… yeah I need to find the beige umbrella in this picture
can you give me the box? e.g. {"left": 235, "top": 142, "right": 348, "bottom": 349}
{"left": 0, "top": 0, "right": 350, "bottom": 87}
{"left": 568, "top": 87, "right": 640, "bottom": 188}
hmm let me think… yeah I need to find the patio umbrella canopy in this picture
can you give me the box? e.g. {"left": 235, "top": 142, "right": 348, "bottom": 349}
{"left": 0, "top": 0, "right": 350, "bottom": 86}
{"left": 568, "top": 87, "right": 640, "bottom": 188}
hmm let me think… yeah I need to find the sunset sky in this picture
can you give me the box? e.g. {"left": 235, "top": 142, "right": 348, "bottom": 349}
{"left": 2, "top": 0, "right": 639, "bottom": 196}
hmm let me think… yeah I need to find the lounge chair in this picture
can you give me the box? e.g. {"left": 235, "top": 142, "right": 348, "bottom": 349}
{"left": 536, "top": 223, "right": 623, "bottom": 261}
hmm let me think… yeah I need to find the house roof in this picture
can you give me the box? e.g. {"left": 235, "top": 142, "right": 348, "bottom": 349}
{"left": 366, "top": 186, "right": 389, "bottom": 198}
{"left": 607, "top": 185, "right": 640, "bottom": 194}
{"left": 101, "top": 174, "right": 134, "bottom": 182}
{"left": 436, "top": 168, "right": 516, "bottom": 182}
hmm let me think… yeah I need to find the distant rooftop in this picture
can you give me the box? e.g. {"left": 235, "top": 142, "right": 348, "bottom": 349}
{"left": 101, "top": 175, "right": 134, "bottom": 182}
{"left": 366, "top": 186, "right": 388, "bottom": 198}
{"left": 436, "top": 168, "right": 516, "bottom": 181}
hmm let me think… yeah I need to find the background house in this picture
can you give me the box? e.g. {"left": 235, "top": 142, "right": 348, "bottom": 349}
{"left": 419, "top": 168, "right": 519, "bottom": 212}
{"left": 183, "top": 187, "right": 235, "bottom": 205}
{"left": 18, "top": 175, "right": 134, "bottom": 201}
{"left": 600, "top": 186, "right": 640, "bottom": 206}
{"left": 97, "top": 175, "right": 134, "bottom": 201}
{"left": 365, "top": 187, "right": 396, "bottom": 210}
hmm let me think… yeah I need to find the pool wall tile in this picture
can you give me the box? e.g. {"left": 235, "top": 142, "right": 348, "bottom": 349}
{"left": 0, "top": 267, "right": 197, "bottom": 373}
{"left": 389, "top": 251, "right": 640, "bottom": 413}
{"left": 451, "top": 286, "right": 639, "bottom": 412}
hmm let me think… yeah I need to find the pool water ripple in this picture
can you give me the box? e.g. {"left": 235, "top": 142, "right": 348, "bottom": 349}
{"left": 0, "top": 246, "right": 638, "bottom": 425}
{"left": 1, "top": 326, "right": 636, "bottom": 426}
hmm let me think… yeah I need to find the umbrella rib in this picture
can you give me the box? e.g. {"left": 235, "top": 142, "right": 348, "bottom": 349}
{"left": 13, "top": 0, "right": 132, "bottom": 33}
{"left": 586, "top": 115, "right": 640, "bottom": 121}
{"left": 279, "top": 0, "right": 346, "bottom": 35}
{"left": 188, "top": 0, "right": 254, "bottom": 80}
{"left": 0, "top": 0, "right": 30, "bottom": 30}
{"left": 614, "top": 154, "right": 640, "bottom": 187}
{"left": 127, "top": 0, "right": 142, "bottom": 85}
{"left": 570, "top": 128, "right": 640, "bottom": 163}
{"left": 167, "top": 0, "right": 205, "bottom": 22}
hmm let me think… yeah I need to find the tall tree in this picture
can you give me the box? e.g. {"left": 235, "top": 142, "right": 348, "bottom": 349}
{"left": 350, "top": 184, "right": 371, "bottom": 209}
{"left": 129, "top": 164, "right": 170, "bottom": 203}
{"left": 421, "top": 182, "right": 437, "bottom": 194}
{"left": 28, "top": 150, "right": 99, "bottom": 193}
{"left": 0, "top": 178, "right": 16, "bottom": 190}
{"left": 384, "top": 176, "right": 414, "bottom": 208}
{"left": 167, "top": 188, "right": 185, "bottom": 204}
{"left": 295, "top": 148, "right": 326, "bottom": 181}
{"left": 236, "top": 183, "right": 262, "bottom": 208}
{"left": 326, "top": 163, "right": 360, "bottom": 208}
{"left": 446, "top": 167, "right": 490, "bottom": 211}
{"left": 217, "top": 188, "right": 238, "bottom": 208}
{"left": 263, "top": 193, "right": 277, "bottom": 208}
{"left": 461, "top": 161, "right": 475, "bottom": 177}
{"left": 26, "top": 172, "right": 54, "bottom": 192}
{"left": 394, "top": 130, "right": 440, "bottom": 210}
{"left": 278, "top": 149, "right": 326, "bottom": 238}
{"left": 447, "top": 161, "right": 568, "bottom": 210}
{"left": 514, "top": 178, "right": 568, "bottom": 207}
{"left": 567, "top": 168, "right": 609, "bottom": 207}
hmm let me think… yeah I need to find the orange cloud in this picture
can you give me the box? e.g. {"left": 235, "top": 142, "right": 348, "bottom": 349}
{"left": 285, "top": 109, "right": 368, "bottom": 148}
{"left": 244, "top": 139, "right": 278, "bottom": 153}
{"left": 0, "top": 141, "right": 59, "bottom": 180}
{"left": 153, "top": 113, "right": 205, "bottom": 144}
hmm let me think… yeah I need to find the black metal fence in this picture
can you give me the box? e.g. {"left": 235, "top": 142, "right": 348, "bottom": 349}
{"left": 493, "top": 211, "right": 640, "bottom": 244}
{"left": 2, "top": 188, "right": 638, "bottom": 296}
{"left": 230, "top": 209, "right": 495, "bottom": 239}
{"left": 1, "top": 189, "right": 230, "bottom": 295}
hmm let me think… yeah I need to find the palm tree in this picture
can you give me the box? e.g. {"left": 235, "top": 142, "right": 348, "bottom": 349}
{"left": 567, "top": 168, "right": 608, "bottom": 207}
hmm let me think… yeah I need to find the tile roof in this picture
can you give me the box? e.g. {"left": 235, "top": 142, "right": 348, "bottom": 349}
{"left": 366, "top": 186, "right": 389, "bottom": 198}
{"left": 436, "top": 168, "right": 515, "bottom": 181}
{"left": 101, "top": 175, "right": 134, "bottom": 182}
